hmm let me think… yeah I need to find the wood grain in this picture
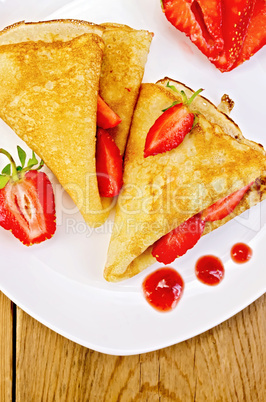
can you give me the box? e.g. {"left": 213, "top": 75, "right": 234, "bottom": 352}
{"left": 15, "top": 294, "right": 265, "bottom": 402}
{"left": 0, "top": 291, "right": 13, "bottom": 402}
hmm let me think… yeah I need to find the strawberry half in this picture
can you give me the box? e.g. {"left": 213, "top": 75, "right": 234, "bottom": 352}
{"left": 144, "top": 88, "right": 203, "bottom": 158}
{"left": 212, "top": 0, "right": 255, "bottom": 72}
{"left": 97, "top": 95, "right": 122, "bottom": 130}
{"left": 201, "top": 183, "right": 252, "bottom": 222}
{"left": 96, "top": 128, "right": 123, "bottom": 197}
{"left": 152, "top": 214, "right": 205, "bottom": 264}
{"left": 0, "top": 147, "right": 56, "bottom": 246}
{"left": 162, "top": 0, "right": 224, "bottom": 59}
{"left": 234, "top": 0, "right": 266, "bottom": 68}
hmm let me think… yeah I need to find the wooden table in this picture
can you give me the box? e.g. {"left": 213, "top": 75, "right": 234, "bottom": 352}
{"left": 0, "top": 291, "right": 265, "bottom": 401}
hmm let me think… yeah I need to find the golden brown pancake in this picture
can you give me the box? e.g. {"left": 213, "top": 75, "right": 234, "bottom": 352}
{"left": 0, "top": 20, "right": 152, "bottom": 221}
{"left": 104, "top": 82, "right": 266, "bottom": 282}
{"left": 0, "top": 20, "right": 153, "bottom": 156}
{"left": 100, "top": 23, "right": 153, "bottom": 154}
{"left": 0, "top": 19, "right": 104, "bottom": 44}
{"left": 0, "top": 34, "right": 109, "bottom": 227}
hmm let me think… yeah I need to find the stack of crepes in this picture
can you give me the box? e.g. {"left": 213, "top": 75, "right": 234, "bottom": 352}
{"left": 0, "top": 19, "right": 153, "bottom": 227}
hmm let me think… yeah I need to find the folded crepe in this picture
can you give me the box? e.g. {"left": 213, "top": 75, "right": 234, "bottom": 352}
{"left": 0, "top": 33, "right": 109, "bottom": 227}
{"left": 104, "top": 79, "right": 266, "bottom": 281}
{"left": 100, "top": 23, "right": 153, "bottom": 154}
{"left": 0, "top": 20, "right": 153, "bottom": 155}
{"left": 0, "top": 20, "right": 152, "bottom": 226}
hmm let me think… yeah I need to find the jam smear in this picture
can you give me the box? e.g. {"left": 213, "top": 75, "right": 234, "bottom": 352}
{"left": 231, "top": 243, "right": 252, "bottom": 263}
{"left": 195, "top": 255, "right": 224, "bottom": 285}
{"left": 142, "top": 267, "right": 184, "bottom": 312}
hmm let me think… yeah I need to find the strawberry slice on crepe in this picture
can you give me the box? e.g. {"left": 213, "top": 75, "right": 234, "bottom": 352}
{"left": 0, "top": 147, "right": 56, "bottom": 246}
{"left": 97, "top": 96, "right": 122, "bottom": 130}
{"left": 152, "top": 215, "right": 205, "bottom": 264}
{"left": 144, "top": 88, "right": 202, "bottom": 157}
{"left": 103, "top": 78, "right": 266, "bottom": 282}
{"left": 96, "top": 128, "right": 123, "bottom": 197}
{"left": 152, "top": 183, "right": 252, "bottom": 264}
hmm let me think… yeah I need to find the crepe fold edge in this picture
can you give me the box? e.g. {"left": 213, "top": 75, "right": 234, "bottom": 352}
{"left": 0, "top": 33, "right": 111, "bottom": 227}
{"left": 0, "top": 19, "right": 153, "bottom": 226}
{"left": 104, "top": 81, "right": 266, "bottom": 282}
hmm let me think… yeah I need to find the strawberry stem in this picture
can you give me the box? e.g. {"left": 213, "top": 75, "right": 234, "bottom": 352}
{"left": 187, "top": 88, "right": 204, "bottom": 105}
{"left": 0, "top": 148, "right": 19, "bottom": 181}
{"left": 0, "top": 147, "right": 44, "bottom": 185}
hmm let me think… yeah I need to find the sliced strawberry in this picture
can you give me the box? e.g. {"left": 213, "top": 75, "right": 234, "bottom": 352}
{"left": 0, "top": 148, "right": 56, "bottom": 246}
{"left": 152, "top": 215, "right": 205, "bottom": 264}
{"left": 212, "top": 0, "right": 255, "bottom": 72}
{"left": 201, "top": 183, "right": 252, "bottom": 222}
{"left": 97, "top": 95, "right": 122, "bottom": 130}
{"left": 235, "top": 0, "right": 266, "bottom": 68}
{"left": 144, "top": 88, "right": 203, "bottom": 158}
{"left": 162, "top": 0, "right": 224, "bottom": 59}
{"left": 96, "top": 128, "right": 123, "bottom": 197}
{"left": 144, "top": 103, "right": 194, "bottom": 157}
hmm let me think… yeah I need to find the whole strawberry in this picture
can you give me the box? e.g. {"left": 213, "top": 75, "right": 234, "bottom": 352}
{"left": 0, "top": 146, "right": 56, "bottom": 246}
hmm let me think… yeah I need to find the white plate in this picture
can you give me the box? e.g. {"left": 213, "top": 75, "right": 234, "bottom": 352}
{"left": 0, "top": 0, "right": 266, "bottom": 355}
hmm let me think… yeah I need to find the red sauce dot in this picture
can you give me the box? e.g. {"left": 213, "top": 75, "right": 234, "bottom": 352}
{"left": 231, "top": 243, "right": 252, "bottom": 263}
{"left": 142, "top": 267, "right": 184, "bottom": 312}
{"left": 195, "top": 255, "right": 224, "bottom": 286}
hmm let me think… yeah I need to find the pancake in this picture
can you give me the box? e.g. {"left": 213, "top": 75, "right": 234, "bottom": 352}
{"left": 100, "top": 23, "right": 153, "bottom": 154}
{"left": 104, "top": 81, "right": 266, "bottom": 282}
{"left": 0, "top": 19, "right": 152, "bottom": 222}
{"left": 0, "top": 33, "right": 109, "bottom": 227}
{"left": 0, "top": 20, "right": 153, "bottom": 156}
{"left": 0, "top": 19, "right": 104, "bottom": 44}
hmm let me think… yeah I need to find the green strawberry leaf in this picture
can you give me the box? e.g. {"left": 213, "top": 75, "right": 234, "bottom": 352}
{"left": 35, "top": 159, "right": 44, "bottom": 170}
{"left": 27, "top": 151, "right": 38, "bottom": 167}
{"left": 166, "top": 81, "right": 178, "bottom": 92}
{"left": 192, "top": 114, "right": 199, "bottom": 128}
{"left": 0, "top": 174, "right": 10, "bottom": 189}
{"left": 180, "top": 90, "right": 189, "bottom": 105}
{"left": 187, "top": 88, "right": 204, "bottom": 105}
{"left": 162, "top": 101, "right": 180, "bottom": 112}
{"left": 2, "top": 164, "right": 11, "bottom": 175}
{"left": 17, "top": 146, "right": 26, "bottom": 168}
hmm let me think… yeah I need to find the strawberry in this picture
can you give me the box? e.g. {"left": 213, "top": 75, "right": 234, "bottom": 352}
{"left": 97, "top": 95, "right": 122, "bottom": 129}
{"left": 144, "top": 88, "right": 203, "bottom": 158}
{"left": 234, "top": 0, "right": 266, "bottom": 68}
{"left": 96, "top": 128, "right": 123, "bottom": 197}
{"left": 0, "top": 147, "right": 56, "bottom": 246}
{"left": 152, "top": 214, "right": 205, "bottom": 264}
{"left": 162, "top": 0, "right": 264, "bottom": 72}
{"left": 212, "top": 0, "right": 255, "bottom": 72}
{"left": 201, "top": 183, "right": 252, "bottom": 221}
{"left": 162, "top": 0, "right": 224, "bottom": 59}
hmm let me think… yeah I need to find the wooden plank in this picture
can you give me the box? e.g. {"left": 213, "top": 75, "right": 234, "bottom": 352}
{"left": 16, "top": 295, "right": 265, "bottom": 402}
{"left": 0, "top": 291, "right": 13, "bottom": 402}
{"left": 193, "top": 294, "right": 266, "bottom": 402}
{"left": 16, "top": 308, "right": 140, "bottom": 402}
{"left": 159, "top": 294, "right": 266, "bottom": 402}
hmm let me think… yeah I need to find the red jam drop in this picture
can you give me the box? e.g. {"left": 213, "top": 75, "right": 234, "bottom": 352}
{"left": 231, "top": 243, "right": 252, "bottom": 263}
{"left": 195, "top": 255, "right": 224, "bottom": 286}
{"left": 142, "top": 267, "right": 184, "bottom": 312}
